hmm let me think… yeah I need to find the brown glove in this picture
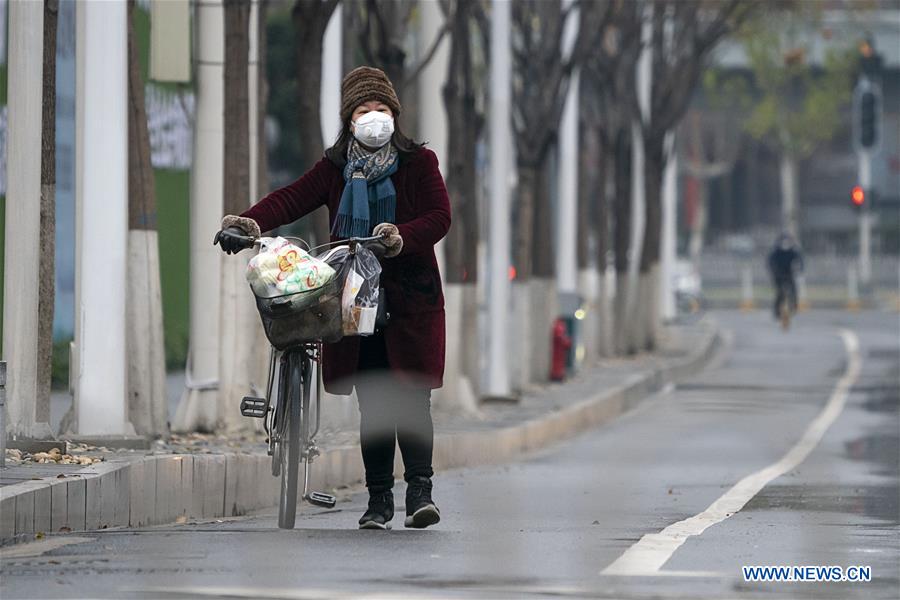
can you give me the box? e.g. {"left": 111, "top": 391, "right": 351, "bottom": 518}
{"left": 373, "top": 222, "right": 403, "bottom": 258}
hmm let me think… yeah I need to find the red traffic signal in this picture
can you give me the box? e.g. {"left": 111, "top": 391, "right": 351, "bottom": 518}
{"left": 851, "top": 185, "right": 865, "bottom": 207}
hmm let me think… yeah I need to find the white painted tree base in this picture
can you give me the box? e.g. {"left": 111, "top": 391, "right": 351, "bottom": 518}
{"left": 631, "top": 267, "right": 660, "bottom": 352}
{"left": 217, "top": 254, "right": 265, "bottom": 434}
{"left": 127, "top": 230, "right": 169, "bottom": 435}
{"left": 509, "top": 281, "right": 531, "bottom": 392}
{"left": 528, "top": 278, "right": 558, "bottom": 385}
{"left": 578, "top": 268, "right": 600, "bottom": 364}
{"left": 432, "top": 283, "right": 481, "bottom": 417}
{"left": 614, "top": 272, "right": 630, "bottom": 355}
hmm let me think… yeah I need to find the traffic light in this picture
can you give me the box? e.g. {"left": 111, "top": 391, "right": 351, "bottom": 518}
{"left": 851, "top": 185, "right": 865, "bottom": 209}
{"left": 860, "top": 90, "right": 878, "bottom": 148}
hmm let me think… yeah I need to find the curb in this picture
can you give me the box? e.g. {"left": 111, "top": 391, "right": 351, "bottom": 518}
{"left": 1, "top": 322, "right": 721, "bottom": 543}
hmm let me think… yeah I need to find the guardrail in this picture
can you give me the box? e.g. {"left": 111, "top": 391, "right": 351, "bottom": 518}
{"left": 699, "top": 254, "right": 899, "bottom": 287}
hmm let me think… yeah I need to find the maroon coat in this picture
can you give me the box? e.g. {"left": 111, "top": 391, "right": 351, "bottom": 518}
{"left": 241, "top": 147, "right": 451, "bottom": 394}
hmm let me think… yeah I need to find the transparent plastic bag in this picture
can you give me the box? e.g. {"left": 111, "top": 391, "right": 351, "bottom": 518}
{"left": 320, "top": 244, "right": 382, "bottom": 336}
{"left": 246, "top": 237, "right": 336, "bottom": 299}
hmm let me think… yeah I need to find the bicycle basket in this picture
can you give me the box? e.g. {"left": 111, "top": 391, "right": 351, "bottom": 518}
{"left": 254, "top": 275, "right": 343, "bottom": 350}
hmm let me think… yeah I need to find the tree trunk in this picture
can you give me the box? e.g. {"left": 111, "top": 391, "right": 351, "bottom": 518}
{"left": 258, "top": 0, "right": 270, "bottom": 200}
{"left": 293, "top": 0, "right": 337, "bottom": 246}
{"left": 510, "top": 164, "right": 538, "bottom": 389}
{"left": 780, "top": 152, "right": 799, "bottom": 238}
{"left": 219, "top": 0, "right": 254, "bottom": 433}
{"left": 530, "top": 158, "right": 556, "bottom": 382}
{"left": 612, "top": 129, "right": 632, "bottom": 355}
{"left": 531, "top": 158, "right": 554, "bottom": 279}
{"left": 577, "top": 122, "right": 599, "bottom": 362}
{"left": 515, "top": 160, "right": 557, "bottom": 384}
{"left": 126, "top": 0, "right": 168, "bottom": 436}
{"left": 37, "top": 0, "right": 58, "bottom": 432}
{"left": 252, "top": 0, "right": 272, "bottom": 392}
{"left": 594, "top": 135, "right": 613, "bottom": 358}
{"left": 436, "top": 0, "right": 480, "bottom": 411}
{"left": 223, "top": 0, "right": 251, "bottom": 255}
{"left": 441, "top": 0, "right": 479, "bottom": 285}
{"left": 638, "top": 133, "right": 665, "bottom": 351}
{"left": 514, "top": 164, "right": 538, "bottom": 283}
{"left": 173, "top": 0, "right": 224, "bottom": 433}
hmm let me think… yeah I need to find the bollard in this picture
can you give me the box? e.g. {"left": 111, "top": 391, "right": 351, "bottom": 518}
{"left": 797, "top": 274, "right": 810, "bottom": 312}
{"left": 847, "top": 265, "right": 861, "bottom": 311}
{"left": 739, "top": 264, "right": 755, "bottom": 311}
{"left": 1, "top": 361, "right": 6, "bottom": 468}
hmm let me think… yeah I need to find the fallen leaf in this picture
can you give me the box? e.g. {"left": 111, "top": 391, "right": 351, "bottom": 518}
{"left": 175, "top": 515, "right": 188, "bottom": 524}
{"left": 58, "top": 526, "right": 72, "bottom": 533}
{"left": 35, "top": 532, "right": 45, "bottom": 539}
{"left": 56, "top": 474, "right": 67, "bottom": 479}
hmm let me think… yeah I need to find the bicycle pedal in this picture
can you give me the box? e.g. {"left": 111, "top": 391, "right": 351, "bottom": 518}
{"left": 240, "top": 396, "right": 268, "bottom": 418}
{"left": 306, "top": 491, "right": 337, "bottom": 509}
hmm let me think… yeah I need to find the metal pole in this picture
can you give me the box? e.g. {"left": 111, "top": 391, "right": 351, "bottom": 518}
{"left": 1, "top": 362, "right": 6, "bottom": 467}
{"left": 75, "top": 0, "right": 129, "bottom": 434}
{"left": 486, "top": 0, "right": 511, "bottom": 398}
{"left": 847, "top": 264, "right": 860, "bottom": 311}
{"left": 320, "top": 3, "right": 342, "bottom": 146}
{"left": 859, "top": 151, "right": 872, "bottom": 288}
{"left": 740, "top": 264, "right": 754, "bottom": 311}
{"left": 4, "top": 0, "right": 43, "bottom": 439}
{"left": 556, "top": 0, "right": 578, "bottom": 295}
{"left": 797, "top": 273, "right": 809, "bottom": 311}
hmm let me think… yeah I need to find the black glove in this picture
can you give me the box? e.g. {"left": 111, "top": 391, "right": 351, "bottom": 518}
{"left": 213, "top": 226, "right": 254, "bottom": 255}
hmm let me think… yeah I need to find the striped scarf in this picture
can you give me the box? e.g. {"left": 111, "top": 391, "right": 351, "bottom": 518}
{"left": 331, "top": 140, "right": 399, "bottom": 238}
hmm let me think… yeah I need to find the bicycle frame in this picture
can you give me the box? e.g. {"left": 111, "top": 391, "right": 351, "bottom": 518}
{"left": 240, "top": 234, "right": 384, "bottom": 526}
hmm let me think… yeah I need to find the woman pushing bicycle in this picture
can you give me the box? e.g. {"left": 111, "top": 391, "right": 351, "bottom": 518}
{"left": 214, "top": 66, "right": 450, "bottom": 530}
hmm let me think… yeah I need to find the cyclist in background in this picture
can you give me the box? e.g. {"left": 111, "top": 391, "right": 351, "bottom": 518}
{"left": 215, "top": 67, "right": 450, "bottom": 531}
{"left": 767, "top": 232, "right": 804, "bottom": 321}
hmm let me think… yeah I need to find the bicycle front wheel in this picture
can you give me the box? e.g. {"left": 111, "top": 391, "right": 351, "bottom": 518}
{"left": 277, "top": 351, "right": 303, "bottom": 529}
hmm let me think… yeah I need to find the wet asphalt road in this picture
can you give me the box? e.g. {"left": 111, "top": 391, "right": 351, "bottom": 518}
{"left": 3, "top": 310, "right": 898, "bottom": 600}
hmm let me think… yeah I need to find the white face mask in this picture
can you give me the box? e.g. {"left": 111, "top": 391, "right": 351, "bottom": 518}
{"left": 352, "top": 111, "right": 395, "bottom": 148}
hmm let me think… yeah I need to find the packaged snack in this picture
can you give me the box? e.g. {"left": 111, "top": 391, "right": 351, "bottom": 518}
{"left": 246, "top": 237, "right": 336, "bottom": 299}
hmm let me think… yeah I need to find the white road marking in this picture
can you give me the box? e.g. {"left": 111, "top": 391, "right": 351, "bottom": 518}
{"left": 602, "top": 329, "right": 862, "bottom": 576}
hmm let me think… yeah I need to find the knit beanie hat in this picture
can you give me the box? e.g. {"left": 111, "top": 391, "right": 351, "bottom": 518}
{"left": 340, "top": 66, "right": 402, "bottom": 124}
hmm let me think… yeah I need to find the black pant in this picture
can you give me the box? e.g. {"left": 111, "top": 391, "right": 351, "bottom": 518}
{"left": 773, "top": 276, "right": 797, "bottom": 318}
{"left": 356, "top": 334, "right": 434, "bottom": 493}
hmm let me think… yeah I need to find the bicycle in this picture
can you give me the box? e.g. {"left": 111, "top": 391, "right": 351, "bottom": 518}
{"left": 233, "top": 234, "right": 386, "bottom": 529}
{"left": 774, "top": 277, "right": 797, "bottom": 332}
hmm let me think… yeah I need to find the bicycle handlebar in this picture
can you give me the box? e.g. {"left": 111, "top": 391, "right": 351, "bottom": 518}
{"left": 235, "top": 233, "right": 387, "bottom": 256}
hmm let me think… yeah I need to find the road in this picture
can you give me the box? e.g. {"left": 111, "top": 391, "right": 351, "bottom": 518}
{"left": 3, "top": 310, "right": 898, "bottom": 599}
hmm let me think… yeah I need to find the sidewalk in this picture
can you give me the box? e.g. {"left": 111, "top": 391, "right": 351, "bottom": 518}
{"left": 1, "top": 316, "right": 720, "bottom": 543}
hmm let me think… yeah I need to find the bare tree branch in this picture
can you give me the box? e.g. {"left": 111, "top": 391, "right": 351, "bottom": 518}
{"left": 402, "top": 22, "right": 450, "bottom": 89}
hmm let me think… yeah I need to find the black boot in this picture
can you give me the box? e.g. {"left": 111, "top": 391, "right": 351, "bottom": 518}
{"left": 404, "top": 476, "right": 440, "bottom": 529}
{"left": 359, "top": 489, "right": 394, "bottom": 530}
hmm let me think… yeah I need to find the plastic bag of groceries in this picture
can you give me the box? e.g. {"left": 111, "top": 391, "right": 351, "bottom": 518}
{"left": 246, "top": 236, "right": 336, "bottom": 299}
{"left": 319, "top": 244, "right": 382, "bottom": 336}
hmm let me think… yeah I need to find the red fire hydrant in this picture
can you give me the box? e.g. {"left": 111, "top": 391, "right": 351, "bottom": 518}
{"left": 550, "top": 318, "right": 571, "bottom": 381}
